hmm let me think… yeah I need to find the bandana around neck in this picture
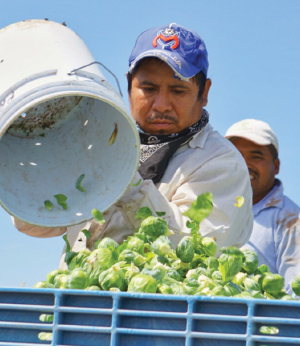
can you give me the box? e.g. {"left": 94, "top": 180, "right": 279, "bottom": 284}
{"left": 138, "top": 109, "right": 209, "bottom": 184}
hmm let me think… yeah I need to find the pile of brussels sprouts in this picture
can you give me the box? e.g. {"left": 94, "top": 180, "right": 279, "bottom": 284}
{"left": 34, "top": 193, "right": 300, "bottom": 300}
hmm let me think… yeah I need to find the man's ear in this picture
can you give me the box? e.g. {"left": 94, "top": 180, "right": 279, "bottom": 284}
{"left": 274, "top": 158, "right": 280, "bottom": 175}
{"left": 202, "top": 79, "right": 212, "bottom": 107}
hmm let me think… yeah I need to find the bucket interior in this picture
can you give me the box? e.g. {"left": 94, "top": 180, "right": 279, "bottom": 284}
{"left": 0, "top": 95, "right": 139, "bottom": 227}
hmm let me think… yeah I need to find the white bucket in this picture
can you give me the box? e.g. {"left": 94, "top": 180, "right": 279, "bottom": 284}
{"left": 0, "top": 19, "right": 140, "bottom": 228}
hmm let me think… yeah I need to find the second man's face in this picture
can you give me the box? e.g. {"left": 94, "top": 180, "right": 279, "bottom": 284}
{"left": 129, "top": 59, "right": 211, "bottom": 135}
{"left": 230, "top": 138, "right": 279, "bottom": 205}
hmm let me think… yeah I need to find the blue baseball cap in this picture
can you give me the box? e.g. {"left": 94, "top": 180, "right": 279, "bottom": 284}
{"left": 128, "top": 23, "right": 209, "bottom": 80}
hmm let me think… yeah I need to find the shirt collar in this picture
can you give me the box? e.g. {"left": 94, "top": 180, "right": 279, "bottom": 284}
{"left": 253, "top": 178, "right": 283, "bottom": 216}
{"left": 188, "top": 123, "right": 212, "bottom": 149}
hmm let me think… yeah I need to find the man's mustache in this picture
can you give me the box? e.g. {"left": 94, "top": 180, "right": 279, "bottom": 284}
{"left": 146, "top": 113, "right": 177, "bottom": 123}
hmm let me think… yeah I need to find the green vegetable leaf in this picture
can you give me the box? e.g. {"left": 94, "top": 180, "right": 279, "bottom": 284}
{"left": 81, "top": 229, "right": 91, "bottom": 239}
{"left": 92, "top": 209, "right": 105, "bottom": 224}
{"left": 44, "top": 200, "right": 54, "bottom": 210}
{"left": 76, "top": 174, "right": 86, "bottom": 192}
{"left": 183, "top": 192, "right": 213, "bottom": 224}
{"left": 156, "top": 211, "right": 166, "bottom": 217}
{"left": 131, "top": 178, "right": 142, "bottom": 187}
{"left": 259, "top": 326, "right": 279, "bottom": 335}
{"left": 54, "top": 194, "right": 68, "bottom": 209}
{"left": 135, "top": 207, "right": 152, "bottom": 220}
{"left": 62, "top": 234, "right": 71, "bottom": 253}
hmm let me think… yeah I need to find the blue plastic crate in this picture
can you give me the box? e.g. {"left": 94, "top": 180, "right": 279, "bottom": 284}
{"left": 0, "top": 287, "right": 300, "bottom": 346}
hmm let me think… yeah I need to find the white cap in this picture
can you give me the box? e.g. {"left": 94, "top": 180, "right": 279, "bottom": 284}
{"left": 225, "top": 119, "right": 279, "bottom": 153}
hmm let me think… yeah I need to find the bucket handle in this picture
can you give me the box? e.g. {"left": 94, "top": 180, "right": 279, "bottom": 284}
{"left": 68, "top": 61, "right": 123, "bottom": 97}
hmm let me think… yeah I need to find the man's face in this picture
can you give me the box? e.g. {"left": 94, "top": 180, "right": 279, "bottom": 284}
{"left": 128, "top": 59, "right": 211, "bottom": 135}
{"left": 230, "top": 138, "right": 280, "bottom": 205}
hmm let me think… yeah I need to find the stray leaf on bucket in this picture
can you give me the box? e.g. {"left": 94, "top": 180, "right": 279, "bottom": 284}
{"left": 54, "top": 194, "right": 68, "bottom": 209}
{"left": 109, "top": 123, "right": 118, "bottom": 145}
{"left": 76, "top": 174, "right": 86, "bottom": 192}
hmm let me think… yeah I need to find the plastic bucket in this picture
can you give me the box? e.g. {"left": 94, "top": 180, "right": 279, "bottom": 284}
{"left": 0, "top": 19, "right": 140, "bottom": 228}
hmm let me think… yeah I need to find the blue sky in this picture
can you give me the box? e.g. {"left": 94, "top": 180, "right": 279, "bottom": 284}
{"left": 1, "top": 0, "right": 300, "bottom": 287}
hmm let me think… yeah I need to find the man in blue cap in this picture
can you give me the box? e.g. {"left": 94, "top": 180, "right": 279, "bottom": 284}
{"left": 14, "top": 24, "right": 253, "bottom": 267}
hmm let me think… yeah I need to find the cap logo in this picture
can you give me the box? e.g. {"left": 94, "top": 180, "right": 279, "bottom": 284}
{"left": 153, "top": 28, "right": 180, "bottom": 50}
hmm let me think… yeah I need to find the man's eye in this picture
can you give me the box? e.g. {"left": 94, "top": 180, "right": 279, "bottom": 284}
{"left": 143, "top": 87, "right": 155, "bottom": 92}
{"left": 173, "top": 89, "right": 185, "bottom": 94}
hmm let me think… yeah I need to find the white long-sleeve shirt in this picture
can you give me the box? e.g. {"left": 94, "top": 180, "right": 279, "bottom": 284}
{"left": 242, "top": 179, "right": 300, "bottom": 296}
{"left": 13, "top": 123, "right": 253, "bottom": 269}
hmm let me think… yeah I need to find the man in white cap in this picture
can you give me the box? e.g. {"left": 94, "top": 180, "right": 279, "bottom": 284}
{"left": 13, "top": 24, "right": 253, "bottom": 268}
{"left": 225, "top": 119, "right": 300, "bottom": 295}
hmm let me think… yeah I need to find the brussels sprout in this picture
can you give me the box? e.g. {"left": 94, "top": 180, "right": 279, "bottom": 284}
{"left": 224, "top": 282, "right": 242, "bottom": 296}
{"left": 165, "top": 268, "right": 182, "bottom": 282}
{"left": 124, "top": 262, "right": 140, "bottom": 284}
{"left": 95, "top": 237, "right": 119, "bottom": 251}
{"left": 151, "top": 236, "right": 172, "bottom": 256}
{"left": 204, "top": 257, "right": 219, "bottom": 272}
{"left": 262, "top": 273, "right": 284, "bottom": 294}
{"left": 46, "top": 269, "right": 64, "bottom": 284}
{"left": 211, "top": 285, "right": 228, "bottom": 297}
{"left": 139, "top": 216, "right": 170, "bottom": 241}
{"left": 98, "top": 265, "right": 126, "bottom": 291}
{"left": 212, "top": 270, "right": 229, "bottom": 285}
{"left": 125, "top": 236, "right": 146, "bottom": 254}
{"left": 109, "top": 287, "right": 121, "bottom": 292}
{"left": 254, "top": 264, "right": 270, "bottom": 276}
{"left": 197, "top": 274, "right": 217, "bottom": 290}
{"left": 201, "top": 237, "right": 218, "bottom": 257}
{"left": 53, "top": 274, "right": 69, "bottom": 288}
{"left": 33, "top": 281, "right": 54, "bottom": 288}
{"left": 141, "top": 267, "right": 164, "bottom": 283}
{"left": 68, "top": 248, "right": 91, "bottom": 271}
{"left": 218, "top": 249, "right": 244, "bottom": 282}
{"left": 157, "top": 284, "right": 173, "bottom": 295}
{"left": 250, "top": 290, "right": 265, "bottom": 299}
{"left": 188, "top": 254, "right": 206, "bottom": 269}
{"left": 183, "top": 277, "right": 200, "bottom": 288}
{"left": 170, "top": 281, "right": 189, "bottom": 295}
{"left": 233, "top": 272, "right": 247, "bottom": 285}
{"left": 291, "top": 275, "right": 300, "bottom": 296}
{"left": 176, "top": 236, "right": 195, "bottom": 263}
{"left": 184, "top": 283, "right": 199, "bottom": 295}
{"left": 234, "top": 291, "right": 253, "bottom": 299}
{"left": 85, "top": 285, "right": 101, "bottom": 291}
{"left": 128, "top": 274, "right": 158, "bottom": 293}
{"left": 65, "top": 269, "right": 88, "bottom": 289}
{"left": 243, "top": 277, "right": 261, "bottom": 292}
{"left": 118, "top": 249, "right": 146, "bottom": 267}
{"left": 241, "top": 248, "right": 259, "bottom": 274}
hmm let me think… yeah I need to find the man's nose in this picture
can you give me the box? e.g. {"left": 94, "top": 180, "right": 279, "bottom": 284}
{"left": 152, "top": 91, "right": 172, "bottom": 113}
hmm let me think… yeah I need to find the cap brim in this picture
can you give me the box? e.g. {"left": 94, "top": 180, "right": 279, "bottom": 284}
{"left": 128, "top": 49, "right": 202, "bottom": 81}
